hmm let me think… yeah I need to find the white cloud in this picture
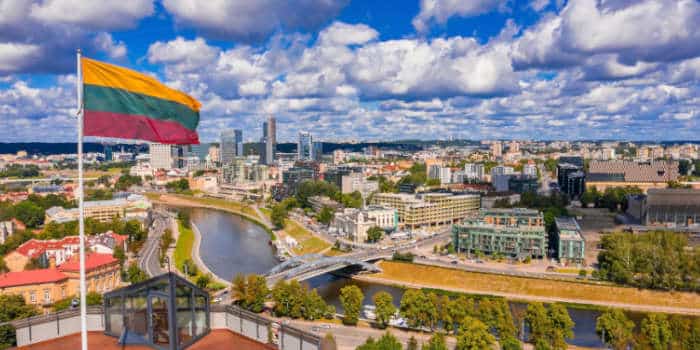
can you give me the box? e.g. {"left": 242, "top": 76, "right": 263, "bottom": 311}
{"left": 147, "top": 37, "right": 220, "bottom": 72}
{"left": 29, "top": 0, "right": 153, "bottom": 30}
{"left": 93, "top": 32, "right": 127, "bottom": 60}
{"left": 318, "top": 22, "right": 378, "bottom": 46}
{"left": 412, "top": 0, "right": 505, "bottom": 33}
{"left": 0, "top": 43, "right": 42, "bottom": 75}
{"left": 162, "top": 0, "right": 349, "bottom": 42}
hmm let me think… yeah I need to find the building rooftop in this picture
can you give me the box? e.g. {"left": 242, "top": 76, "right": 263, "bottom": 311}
{"left": 647, "top": 188, "right": 700, "bottom": 207}
{"left": 17, "top": 329, "right": 274, "bottom": 350}
{"left": 0, "top": 269, "right": 68, "bottom": 288}
{"left": 59, "top": 253, "right": 117, "bottom": 272}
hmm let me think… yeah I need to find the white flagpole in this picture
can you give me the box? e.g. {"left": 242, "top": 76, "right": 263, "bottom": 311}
{"left": 76, "top": 48, "right": 88, "bottom": 350}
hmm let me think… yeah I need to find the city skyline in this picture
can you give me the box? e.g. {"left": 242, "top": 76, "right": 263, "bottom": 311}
{"left": 1, "top": 1, "right": 699, "bottom": 142}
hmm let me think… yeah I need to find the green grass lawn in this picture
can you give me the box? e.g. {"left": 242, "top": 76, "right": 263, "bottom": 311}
{"left": 284, "top": 219, "right": 330, "bottom": 255}
{"left": 173, "top": 220, "right": 194, "bottom": 271}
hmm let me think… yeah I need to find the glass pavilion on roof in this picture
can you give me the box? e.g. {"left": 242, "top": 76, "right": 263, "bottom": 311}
{"left": 103, "top": 272, "right": 210, "bottom": 350}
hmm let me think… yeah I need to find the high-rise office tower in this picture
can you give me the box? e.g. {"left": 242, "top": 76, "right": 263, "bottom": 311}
{"left": 262, "top": 116, "right": 276, "bottom": 164}
{"left": 149, "top": 143, "right": 174, "bottom": 170}
{"left": 298, "top": 131, "right": 313, "bottom": 160}
{"left": 235, "top": 129, "right": 243, "bottom": 157}
{"left": 220, "top": 129, "right": 241, "bottom": 164}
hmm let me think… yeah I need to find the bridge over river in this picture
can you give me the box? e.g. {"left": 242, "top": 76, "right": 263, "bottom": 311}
{"left": 264, "top": 250, "right": 392, "bottom": 286}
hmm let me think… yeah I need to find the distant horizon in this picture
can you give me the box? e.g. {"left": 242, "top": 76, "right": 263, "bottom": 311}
{"left": 1, "top": 1, "right": 698, "bottom": 141}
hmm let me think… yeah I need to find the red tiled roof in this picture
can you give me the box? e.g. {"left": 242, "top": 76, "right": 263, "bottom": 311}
{"left": 0, "top": 269, "right": 68, "bottom": 288}
{"left": 59, "top": 253, "right": 117, "bottom": 272}
{"left": 15, "top": 237, "right": 81, "bottom": 259}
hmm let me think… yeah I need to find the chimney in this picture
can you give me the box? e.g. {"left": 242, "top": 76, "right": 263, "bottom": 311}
{"left": 49, "top": 256, "right": 56, "bottom": 269}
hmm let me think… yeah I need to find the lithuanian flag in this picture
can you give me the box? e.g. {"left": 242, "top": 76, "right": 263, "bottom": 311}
{"left": 82, "top": 57, "right": 200, "bottom": 144}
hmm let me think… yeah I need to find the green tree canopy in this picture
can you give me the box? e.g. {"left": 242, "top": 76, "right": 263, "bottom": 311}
{"left": 339, "top": 285, "right": 364, "bottom": 325}
{"left": 373, "top": 291, "right": 396, "bottom": 329}
{"left": 455, "top": 316, "right": 496, "bottom": 350}
{"left": 596, "top": 309, "right": 635, "bottom": 350}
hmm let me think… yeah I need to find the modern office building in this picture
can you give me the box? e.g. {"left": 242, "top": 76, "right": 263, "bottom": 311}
{"left": 297, "top": 131, "right": 313, "bottom": 160}
{"left": 464, "top": 163, "right": 485, "bottom": 181}
{"left": 221, "top": 158, "right": 268, "bottom": 184}
{"left": 149, "top": 143, "right": 175, "bottom": 170}
{"left": 553, "top": 217, "right": 585, "bottom": 264}
{"left": 103, "top": 144, "right": 113, "bottom": 162}
{"left": 324, "top": 166, "right": 361, "bottom": 188}
{"left": 372, "top": 192, "right": 480, "bottom": 230}
{"left": 557, "top": 157, "right": 585, "bottom": 198}
{"left": 332, "top": 206, "right": 397, "bottom": 242}
{"left": 282, "top": 167, "right": 317, "bottom": 194}
{"left": 452, "top": 208, "right": 547, "bottom": 259}
{"left": 220, "top": 129, "right": 242, "bottom": 164}
{"left": 341, "top": 173, "right": 379, "bottom": 197}
{"left": 262, "top": 116, "right": 276, "bottom": 165}
{"left": 312, "top": 142, "right": 324, "bottom": 162}
{"left": 508, "top": 175, "right": 539, "bottom": 193}
{"left": 428, "top": 165, "right": 452, "bottom": 184}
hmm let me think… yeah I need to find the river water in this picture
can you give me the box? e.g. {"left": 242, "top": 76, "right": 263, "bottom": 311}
{"left": 192, "top": 207, "right": 613, "bottom": 348}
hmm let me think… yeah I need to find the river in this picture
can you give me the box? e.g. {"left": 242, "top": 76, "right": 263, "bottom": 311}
{"left": 192, "top": 207, "right": 619, "bottom": 348}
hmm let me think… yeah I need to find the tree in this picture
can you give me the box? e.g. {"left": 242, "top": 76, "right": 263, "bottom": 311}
{"left": 231, "top": 274, "right": 269, "bottom": 313}
{"left": 316, "top": 206, "right": 334, "bottom": 226}
{"left": 373, "top": 291, "right": 396, "bottom": 329}
{"left": 400, "top": 289, "right": 438, "bottom": 330}
{"left": 640, "top": 313, "right": 672, "bottom": 350}
{"left": 366, "top": 226, "right": 383, "bottom": 243}
{"left": 500, "top": 336, "right": 523, "bottom": 350}
{"left": 547, "top": 303, "right": 574, "bottom": 350}
{"left": 126, "top": 262, "right": 148, "bottom": 283}
{"left": 423, "top": 332, "right": 448, "bottom": 350}
{"left": 0, "top": 294, "right": 39, "bottom": 348}
{"left": 357, "top": 333, "right": 402, "bottom": 350}
{"left": 339, "top": 285, "right": 363, "bottom": 325}
{"left": 526, "top": 302, "right": 550, "bottom": 346}
{"left": 447, "top": 296, "right": 474, "bottom": 332}
{"left": 166, "top": 178, "right": 190, "bottom": 192}
{"left": 195, "top": 273, "right": 211, "bottom": 289}
{"left": 455, "top": 316, "right": 495, "bottom": 350}
{"left": 478, "top": 298, "right": 516, "bottom": 338}
{"left": 11, "top": 201, "right": 44, "bottom": 228}
{"left": 596, "top": 309, "right": 635, "bottom": 350}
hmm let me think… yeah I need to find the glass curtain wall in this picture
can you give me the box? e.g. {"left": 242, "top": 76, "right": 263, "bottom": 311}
{"left": 103, "top": 273, "right": 210, "bottom": 350}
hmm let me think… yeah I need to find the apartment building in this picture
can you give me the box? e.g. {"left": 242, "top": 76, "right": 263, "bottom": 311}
{"left": 44, "top": 194, "right": 151, "bottom": 224}
{"left": 0, "top": 253, "right": 121, "bottom": 308}
{"left": 452, "top": 208, "right": 547, "bottom": 258}
{"left": 553, "top": 217, "right": 585, "bottom": 264}
{"left": 372, "top": 192, "right": 480, "bottom": 230}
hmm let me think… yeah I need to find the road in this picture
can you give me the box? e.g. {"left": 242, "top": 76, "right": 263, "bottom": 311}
{"left": 138, "top": 210, "right": 171, "bottom": 277}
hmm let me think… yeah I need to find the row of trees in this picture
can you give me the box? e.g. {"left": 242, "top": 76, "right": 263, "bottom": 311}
{"left": 0, "top": 194, "right": 75, "bottom": 228}
{"left": 580, "top": 186, "right": 643, "bottom": 211}
{"left": 596, "top": 230, "right": 700, "bottom": 291}
{"left": 0, "top": 164, "right": 40, "bottom": 178}
{"left": 232, "top": 274, "right": 336, "bottom": 320}
{"left": 596, "top": 308, "right": 700, "bottom": 350}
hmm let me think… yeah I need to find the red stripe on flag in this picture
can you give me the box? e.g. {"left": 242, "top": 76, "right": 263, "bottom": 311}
{"left": 84, "top": 110, "right": 199, "bottom": 144}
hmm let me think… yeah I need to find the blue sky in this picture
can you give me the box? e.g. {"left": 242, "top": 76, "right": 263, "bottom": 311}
{"left": 0, "top": 0, "right": 699, "bottom": 142}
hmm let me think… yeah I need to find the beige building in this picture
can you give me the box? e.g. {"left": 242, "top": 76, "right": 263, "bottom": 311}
{"left": 372, "top": 192, "right": 480, "bottom": 230}
{"left": 45, "top": 195, "right": 151, "bottom": 224}
{"left": 332, "top": 206, "right": 397, "bottom": 242}
{"left": 0, "top": 253, "right": 121, "bottom": 309}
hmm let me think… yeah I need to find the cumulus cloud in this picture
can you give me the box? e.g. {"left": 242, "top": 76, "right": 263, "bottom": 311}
{"left": 513, "top": 0, "right": 700, "bottom": 70}
{"left": 29, "top": 0, "right": 153, "bottom": 30}
{"left": 162, "top": 0, "right": 349, "bottom": 42}
{"left": 93, "top": 32, "right": 127, "bottom": 60}
{"left": 317, "top": 21, "right": 378, "bottom": 46}
{"left": 147, "top": 37, "right": 220, "bottom": 72}
{"left": 412, "top": 0, "right": 505, "bottom": 33}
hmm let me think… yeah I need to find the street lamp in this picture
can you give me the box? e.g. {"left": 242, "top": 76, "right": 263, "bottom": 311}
{"left": 163, "top": 255, "right": 171, "bottom": 273}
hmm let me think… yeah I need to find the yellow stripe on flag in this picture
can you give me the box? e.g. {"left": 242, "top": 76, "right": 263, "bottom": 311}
{"left": 82, "top": 57, "right": 201, "bottom": 111}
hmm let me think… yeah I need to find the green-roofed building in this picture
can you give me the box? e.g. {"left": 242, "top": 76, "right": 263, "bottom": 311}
{"left": 451, "top": 208, "right": 547, "bottom": 259}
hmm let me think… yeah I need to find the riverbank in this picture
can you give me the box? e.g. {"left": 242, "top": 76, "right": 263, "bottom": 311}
{"left": 191, "top": 222, "right": 231, "bottom": 286}
{"left": 149, "top": 193, "right": 277, "bottom": 240}
{"left": 355, "top": 260, "right": 700, "bottom": 316}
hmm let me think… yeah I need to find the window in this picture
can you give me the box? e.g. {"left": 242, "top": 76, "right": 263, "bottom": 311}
{"left": 61, "top": 286, "right": 66, "bottom": 298}
{"left": 44, "top": 289, "right": 50, "bottom": 303}
{"left": 29, "top": 290, "right": 36, "bottom": 304}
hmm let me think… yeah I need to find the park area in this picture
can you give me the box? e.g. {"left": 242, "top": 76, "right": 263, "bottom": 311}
{"left": 365, "top": 261, "right": 700, "bottom": 314}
